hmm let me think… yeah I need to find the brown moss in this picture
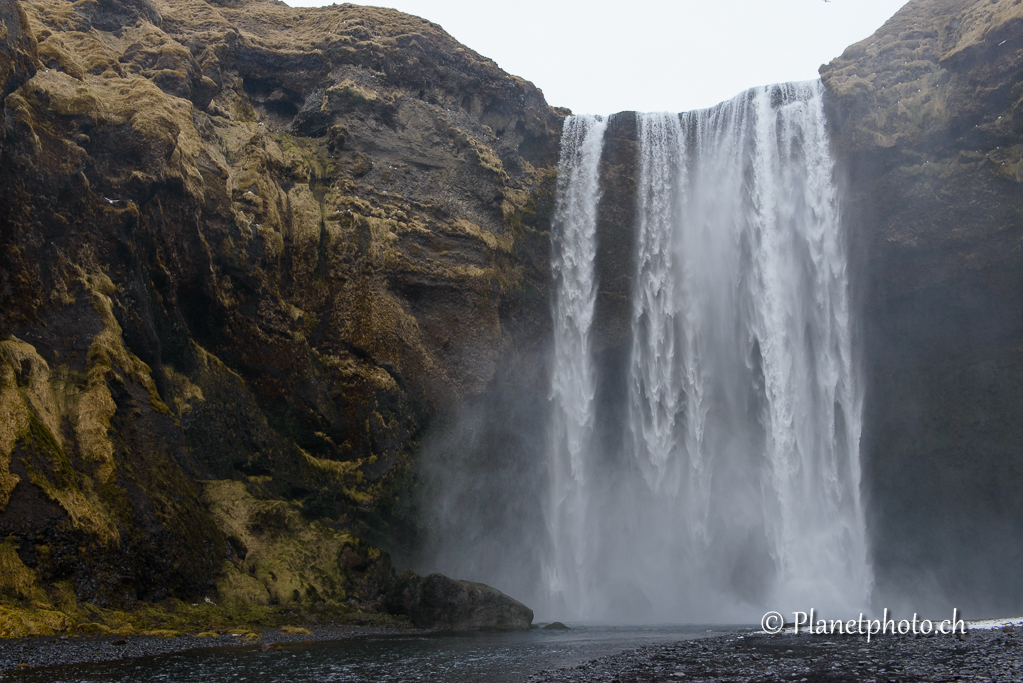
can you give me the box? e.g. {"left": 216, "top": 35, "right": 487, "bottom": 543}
{"left": 0, "top": 604, "right": 73, "bottom": 637}
{"left": 822, "top": 0, "right": 1023, "bottom": 161}
{"left": 0, "top": 363, "right": 29, "bottom": 511}
{"left": 0, "top": 536, "right": 43, "bottom": 601}
{"left": 203, "top": 480, "right": 368, "bottom": 610}
{"left": 0, "top": 268, "right": 187, "bottom": 546}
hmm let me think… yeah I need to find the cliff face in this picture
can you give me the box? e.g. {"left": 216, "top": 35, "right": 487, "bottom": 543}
{"left": 0, "top": 0, "right": 561, "bottom": 633}
{"left": 590, "top": 112, "right": 637, "bottom": 465}
{"left": 820, "top": 0, "right": 1023, "bottom": 614}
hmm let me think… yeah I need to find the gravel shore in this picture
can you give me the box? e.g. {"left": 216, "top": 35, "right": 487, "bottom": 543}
{"left": 0, "top": 624, "right": 403, "bottom": 677}
{"left": 3, "top": 623, "right": 1021, "bottom": 681}
{"left": 528, "top": 626, "right": 1022, "bottom": 682}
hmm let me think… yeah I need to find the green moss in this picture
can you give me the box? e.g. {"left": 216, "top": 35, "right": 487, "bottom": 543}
{"left": 25, "top": 408, "right": 71, "bottom": 473}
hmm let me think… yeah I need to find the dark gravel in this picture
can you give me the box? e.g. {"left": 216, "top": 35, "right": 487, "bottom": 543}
{"left": 0, "top": 624, "right": 402, "bottom": 676}
{"left": 3, "top": 624, "right": 1021, "bottom": 681}
{"left": 528, "top": 626, "right": 1023, "bottom": 682}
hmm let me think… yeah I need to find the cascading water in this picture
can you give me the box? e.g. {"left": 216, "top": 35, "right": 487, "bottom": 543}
{"left": 546, "top": 82, "right": 870, "bottom": 622}
{"left": 546, "top": 114, "right": 608, "bottom": 619}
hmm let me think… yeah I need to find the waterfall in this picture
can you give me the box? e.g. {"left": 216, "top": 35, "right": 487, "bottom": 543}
{"left": 546, "top": 82, "right": 870, "bottom": 622}
{"left": 546, "top": 114, "right": 608, "bottom": 617}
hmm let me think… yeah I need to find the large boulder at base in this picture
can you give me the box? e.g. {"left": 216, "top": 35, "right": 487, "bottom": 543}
{"left": 385, "top": 571, "right": 533, "bottom": 630}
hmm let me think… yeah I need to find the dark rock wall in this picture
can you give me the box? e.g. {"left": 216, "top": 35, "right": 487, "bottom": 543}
{"left": 592, "top": 112, "right": 638, "bottom": 475}
{"left": 0, "top": 0, "right": 35, "bottom": 98}
{"left": 821, "top": 0, "right": 1023, "bottom": 615}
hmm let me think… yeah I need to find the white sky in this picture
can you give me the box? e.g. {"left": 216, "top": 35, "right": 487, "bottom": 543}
{"left": 282, "top": 0, "right": 911, "bottom": 114}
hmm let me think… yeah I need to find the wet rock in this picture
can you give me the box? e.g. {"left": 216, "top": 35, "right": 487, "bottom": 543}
{"left": 385, "top": 570, "right": 533, "bottom": 631}
{"left": 543, "top": 622, "right": 570, "bottom": 630}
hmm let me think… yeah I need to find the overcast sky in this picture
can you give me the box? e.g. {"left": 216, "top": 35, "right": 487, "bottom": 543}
{"left": 282, "top": 0, "right": 911, "bottom": 114}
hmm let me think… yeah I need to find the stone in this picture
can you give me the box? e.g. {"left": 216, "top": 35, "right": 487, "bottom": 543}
{"left": 543, "top": 621, "right": 570, "bottom": 630}
{"left": 385, "top": 570, "right": 533, "bottom": 631}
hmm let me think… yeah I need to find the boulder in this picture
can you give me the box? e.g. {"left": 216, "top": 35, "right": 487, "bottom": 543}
{"left": 543, "top": 621, "right": 570, "bottom": 630}
{"left": 385, "top": 571, "right": 533, "bottom": 631}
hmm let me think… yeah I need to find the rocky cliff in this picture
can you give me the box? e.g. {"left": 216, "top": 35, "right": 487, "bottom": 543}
{"left": 820, "top": 0, "right": 1023, "bottom": 615}
{"left": 0, "top": 0, "right": 561, "bottom": 635}
{"left": 2, "top": 0, "right": 1021, "bottom": 636}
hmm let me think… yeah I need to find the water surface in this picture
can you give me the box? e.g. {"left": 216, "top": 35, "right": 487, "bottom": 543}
{"left": 16, "top": 625, "right": 737, "bottom": 682}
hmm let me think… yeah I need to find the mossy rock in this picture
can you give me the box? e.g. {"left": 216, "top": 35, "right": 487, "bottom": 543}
{"left": 0, "top": 604, "right": 73, "bottom": 637}
{"left": 230, "top": 628, "right": 264, "bottom": 636}
{"left": 141, "top": 629, "right": 181, "bottom": 638}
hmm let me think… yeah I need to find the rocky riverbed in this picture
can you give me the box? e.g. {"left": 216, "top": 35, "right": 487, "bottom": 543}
{"left": 2, "top": 622, "right": 1022, "bottom": 681}
{"left": 529, "top": 626, "right": 1023, "bottom": 682}
{"left": 0, "top": 624, "right": 404, "bottom": 676}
